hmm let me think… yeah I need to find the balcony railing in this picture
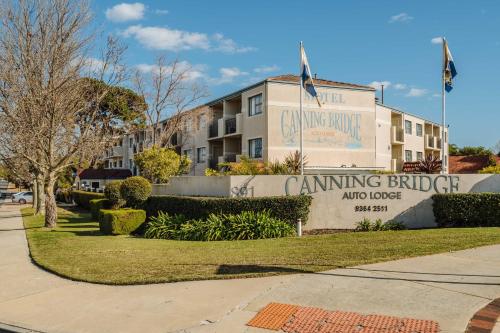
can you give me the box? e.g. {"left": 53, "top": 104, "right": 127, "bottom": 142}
{"left": 428, "top": 136, "right": 434, "bottom": 148}
{"left": 224, "top": 153, "right": 237, "bottom": 162}
{"left": 391, "top": 126, "right": 404, "bottom": 144}
{"left": 436, "top": 137, "right": 442, "bottom": 149}
{"left": 208, "top": 122, "right": 219, "bottom": 138}
{"left": 225, "top": 118, "right": 237, "bottom": 135}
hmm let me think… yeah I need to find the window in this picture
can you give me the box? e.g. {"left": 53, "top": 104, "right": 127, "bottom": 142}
{"left": 416, "top": 151, "right": 423, "bottom": 161}
{"left": 249, "top": 94, "right": 263, "bottom": 116}
{"left": 416, "top": 123, "right": 423, "bottom": 137}
{"left": 183, "top": 149, "right": 193, "bottom": 159}
{"left": 197, "top": 114, "right": 207, "bottom": 130}
{"left": 445, "top": 131, "right": 447, "bottom": 143}
{"left": 184, "top": 118, "right": 193, "bottom": 132}
{"left": 249, "top": 138, "right": 263, "bottom": 158}
{"left": 196, "top": 147, "right": 206, "bottom": 163}
{"left": 405, "top": 150, "right": 412, "bottom": 162}
{"left": 129, "top": 138, "right": 133, "bottom": 146}
{"left": 119, "top": 160, "right": 123, "bottom": 168}
{"left": 91, "top": 181, "right": 99, "bottom": 189}
{"left": 405, "top": 120, "right": 412, "bottom": 135}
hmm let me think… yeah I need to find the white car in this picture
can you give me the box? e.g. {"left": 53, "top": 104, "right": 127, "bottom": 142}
{"left": 12, "top": 192, "right": 33, "bottom": 204}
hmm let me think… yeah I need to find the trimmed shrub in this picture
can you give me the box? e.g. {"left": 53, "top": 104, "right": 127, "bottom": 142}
{"left": 144, "top": 210, "right": 295, "bottom": 241}
{"left": 72, "top": 190, "right": 104, "bottom": 210}
{"left": 120, "top": 176, "right": 152, "bottom": 208}
{"left": 432, "top": 193, "right": 500, "bottom": 227}
{"left": 98, "top": 209, "right": 146, "bottom": 235}
{"left": 89, "top": 198, "right": 109, "bottom": 220}
{"left": 104, "top": 181, "right": 125, "bottom": 209}
{"left": 144, "top": 195, "right": 312, "bottom": 225}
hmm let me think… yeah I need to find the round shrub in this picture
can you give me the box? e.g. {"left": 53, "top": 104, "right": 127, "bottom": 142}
{"left": 120, "top": 176, "right": 152, "bottom": 208}
{"left": 104, "top": 181, "right": 125, "bottom": 209}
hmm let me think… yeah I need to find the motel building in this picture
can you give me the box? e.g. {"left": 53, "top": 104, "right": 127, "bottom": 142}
{"left": 103, "top": 74, "right": 449, "bottom": 176}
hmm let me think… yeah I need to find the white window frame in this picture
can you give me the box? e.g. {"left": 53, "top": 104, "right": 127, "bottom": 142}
{"left": 248, "top": 94, "right": 263, "bottom": 117}
{"left": 248, "top": 138, "right": 263, "bottom": 159}
{"left": 416, "top": 123, "right": 423, "bottom": 137}
{"left": 405, "top": 120, "right": 412, "bottom": 135}
{"left": 416, "top": 151, "right": 423, "bottom": 161}
{"left": 405, "top": 150, "right": 412, "bottom": 162}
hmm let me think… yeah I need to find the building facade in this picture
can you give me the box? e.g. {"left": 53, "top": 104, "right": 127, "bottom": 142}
{"left": 103, "top": 74, "right": 449, "bottom": 176}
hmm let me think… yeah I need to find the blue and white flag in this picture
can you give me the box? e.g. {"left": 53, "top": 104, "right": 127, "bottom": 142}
{"left": 300, "top": 45, "right": 321, "bottom": 107}
{"left": 443, "top": 39, "right": 457, "bottom": 92}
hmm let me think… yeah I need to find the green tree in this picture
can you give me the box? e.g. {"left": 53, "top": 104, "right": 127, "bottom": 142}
{"left": 134, "top": 147, "right": 191, "bottom": 183}
{"left": 448, "top": 143, "right": 459, "bottom": 155}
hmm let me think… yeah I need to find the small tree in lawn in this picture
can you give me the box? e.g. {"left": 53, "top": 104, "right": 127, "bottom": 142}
{"left": 134, "top": 147, "right": 191, "bottom": 183}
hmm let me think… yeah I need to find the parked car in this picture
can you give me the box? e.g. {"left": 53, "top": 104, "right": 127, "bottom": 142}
{"left": 12, "top": 192, "right": 33, "bottom": 204}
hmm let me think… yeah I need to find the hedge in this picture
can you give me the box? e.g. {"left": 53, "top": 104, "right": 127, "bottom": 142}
{"left": 144, "top": 195, "right": 312, "bottom": 225}
{"left": 72, "top": 190, "right": 104, "bottom": 210}
{"left": 432, "top": 193, "right": 500, "bottom": 227}
{"left": 98, "top": 209, "right": 146, "bottom": 235}
{"left": 89, "top": 199, "right": 110, "bottom": 220}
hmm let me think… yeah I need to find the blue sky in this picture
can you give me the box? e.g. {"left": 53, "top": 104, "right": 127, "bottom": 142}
{"left": 93, "top": 1, "right": 500, "bottom": 149}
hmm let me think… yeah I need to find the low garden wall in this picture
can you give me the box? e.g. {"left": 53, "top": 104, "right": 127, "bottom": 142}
{"left": 152, "top": 174, "right": 500, "bottom": 230}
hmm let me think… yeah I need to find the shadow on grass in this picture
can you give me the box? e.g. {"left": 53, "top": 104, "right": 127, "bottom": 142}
{"left": 216, "top": 264, "right": 313, "bottom": 275}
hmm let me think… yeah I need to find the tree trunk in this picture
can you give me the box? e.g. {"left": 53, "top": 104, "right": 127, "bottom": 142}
{"left": 32, "top": 176, "right": 38, "bottom": 211}
{"left": 35, "top": 173, "right": 45, "bottom": 215}
{"left": 44, "top": 175, "right": 57, "bottom": 228}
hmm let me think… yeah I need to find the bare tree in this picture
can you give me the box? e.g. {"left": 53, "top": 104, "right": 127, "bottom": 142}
{"left": 0, "top": 0, "right": 143, "bottom": 227}
{"left": 133, "top": 55, "right": 208, "bottom": 148}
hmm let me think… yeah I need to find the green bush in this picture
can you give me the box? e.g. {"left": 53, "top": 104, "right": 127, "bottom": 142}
{"left": 89, "top": 198, "right": 109, "bottom": 220}
{"left": 72, "top": 190, "right": 104, "bottom": 210}
{"left": 104, "top": 181, "right": 125, "bottom": 209}
{"left": 144, "top": 210, "right": 295, "bottom": 241}
{"left": 432, "top": 193, "right": 500, "bottom": 227}
{"left": 355, "top": 218, "right": 407, "bottom": 231}
{"left": 98, "top": 209, "right": 146, "bottom": 235}
{"left": 144, "top": 195, "right": 312, "bottom": 226}
{"left": 120, "top": 176, "right": 152, "bottom": 208}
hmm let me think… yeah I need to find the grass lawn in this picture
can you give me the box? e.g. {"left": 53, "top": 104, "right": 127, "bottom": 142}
{"left": 22, "top": 206, "right": 500, "bottom": 285}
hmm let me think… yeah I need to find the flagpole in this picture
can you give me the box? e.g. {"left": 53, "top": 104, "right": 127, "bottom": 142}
{"left": 441, "top": 37, "right": 446, "bottom": 175}
{"left": 299, "top": 41, "right": 304, "bottom": 176}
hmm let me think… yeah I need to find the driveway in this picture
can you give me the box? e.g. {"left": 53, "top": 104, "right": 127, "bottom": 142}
{"left": 0, "top": 203, "right": 499, "bottom": 333}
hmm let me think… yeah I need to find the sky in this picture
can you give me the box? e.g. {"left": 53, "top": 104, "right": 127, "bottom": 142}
{"left": 92, "top": 0, "right": 500, "bottom": 150}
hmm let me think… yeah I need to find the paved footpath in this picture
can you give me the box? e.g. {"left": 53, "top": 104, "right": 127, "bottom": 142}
{"left": 1, "top": 203, "right": 500, "bottom": 333}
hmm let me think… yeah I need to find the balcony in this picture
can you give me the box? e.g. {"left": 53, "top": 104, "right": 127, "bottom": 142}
{"left": 208, "top": 122, "right": 219, "bottom": 138}
{"left": 391, "top": 158, "right": 403, "bottom": 172}
{"left": 425, "top": 135, "right": 441, "bottom": 150}
{"left": 225, "top": 118, "right": 236, "bottom": 135}
{"left": 391, "top": 126, "right": 404, "bottom": 144}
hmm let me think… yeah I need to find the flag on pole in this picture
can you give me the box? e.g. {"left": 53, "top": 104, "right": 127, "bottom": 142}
{"left": 300, "top": 45, "right": 321, "bottom": 107}
{"left": 443, "top": 39, "right": 457, "bottom": 92}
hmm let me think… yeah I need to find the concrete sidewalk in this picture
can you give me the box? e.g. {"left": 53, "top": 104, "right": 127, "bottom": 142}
{"left": 1, "top": 203, "right": 500, "bottom": 333}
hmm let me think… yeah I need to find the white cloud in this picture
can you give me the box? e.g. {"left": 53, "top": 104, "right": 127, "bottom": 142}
{"left": 389, "top": 13, "right": 413, "bottom": 23}
{"left": 154, "top": 9, "right": 169, "bottom": 15}
{"left": 122, "top": 26, "right": 254, "bottom": 53}
{"left": 212, "top": 33, "right": 256, "bottom": 53}
{"left": 368, "top": 81, "right": 391, "bottom": 91}
{"left": 122, "top": 25, "right": 210, "bottom": 51}
{"left": 216, "top": 67, "right": 249, "bottom": 84}
{"left": 105, "top": 3, "right": 145, "bottom": 23}
{"left": 136, "top": 61, "right": 206, "bottom": 81}
{"left": 393, "top": 83, "right": 407, "bottom": 90}
{"left": 431, "top": 37, "right": 444, "bottom": 45}
{"left": 253, "top": 65, "right": 280, "bottom": 74}
{"left": 406, "top": 88, "right": 428, "bottom": 97}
